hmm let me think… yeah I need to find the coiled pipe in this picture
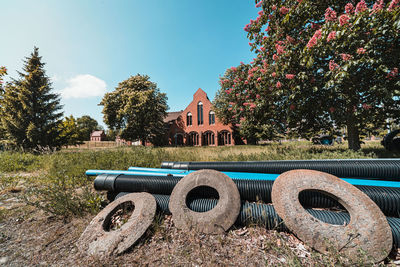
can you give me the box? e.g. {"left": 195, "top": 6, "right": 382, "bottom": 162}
{"left": 161, "top": 159, "right": 400, "bottom": 181}
{"left": 99, "top": 174, "right": 400, "bottom": 217}
{"left": 114, "top": 192, "right": 400, "bottom": 248}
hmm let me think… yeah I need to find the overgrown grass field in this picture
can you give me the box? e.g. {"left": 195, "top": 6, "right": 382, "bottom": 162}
{"left": 1, "top": 141, "right": 399, "bottom": 265}
{"left": 1, "top": 140, "right": 398, "bottom": 218}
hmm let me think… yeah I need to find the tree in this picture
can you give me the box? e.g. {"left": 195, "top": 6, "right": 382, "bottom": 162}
{"left": 0, "top": 66, "right": 7, "bottom": 141}
{"left": 76, "top": 115, "right": 102, "bottom": 141}
{"left": 59, "top": 115, "right": 82, "bottom": 147}
{"left": 100, "top": 74, "right": 168, "bottom": 145}
{"left": 303, "top": 1, "right": 400, "bottom": 150}
{"left": 0, "top": 47, "right": 64, "bottom": 151}
{"left": 0, "top": 66, "right": 6, "bottom": 92}
{"left": 224, "top": 0, "right": 400, "bottom": 150}
{"left": 213, "top": 63, "right": 283, "bottom": 144}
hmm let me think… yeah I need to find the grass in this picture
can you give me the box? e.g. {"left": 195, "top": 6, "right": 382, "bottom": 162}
{"left": 0, "top": 140, "right": 398, "bottom": 265}
{"left": 0, "top": 140, "right": 398, "bottom": 218}
{"left": 1, "top": 140, "right": 398, "bottom": 174}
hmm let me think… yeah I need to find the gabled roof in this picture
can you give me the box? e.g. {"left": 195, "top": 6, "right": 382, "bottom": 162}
{"left": 193, "top": 88, "right": 210, "bottom": 101}
{"left": 91, "top": 130, "right": 105, "bottom": 137}
{"left": 164, "top": 111, "right": 182, "bottom": 123}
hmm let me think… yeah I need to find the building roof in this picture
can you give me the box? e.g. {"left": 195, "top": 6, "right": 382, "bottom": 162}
{"left": 91, "top": 130, "right": 105, "bottom": 137}
{"left": 164, "top": 111, "right": 182, "bottom": 123}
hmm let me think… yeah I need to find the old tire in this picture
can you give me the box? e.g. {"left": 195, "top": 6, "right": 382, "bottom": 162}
{"left": 169, "top": 169, "right": 241, "bottom": 234}
{"left": 271, "top": 169, "right": 392, "bottom": 263}
{"left": 77, "top": 192, "right": 156, "bottom": 258}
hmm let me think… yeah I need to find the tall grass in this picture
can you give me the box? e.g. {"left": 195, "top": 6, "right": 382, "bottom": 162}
{"left": 1, "top": 141, "right": 399, "bottom": 175}
{"left": 1, "top": 141, "right": 399, "bottom": 218}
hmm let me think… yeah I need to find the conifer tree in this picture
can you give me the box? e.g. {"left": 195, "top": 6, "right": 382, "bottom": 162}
{"left": 0, "top": 47, "right": 64, "bottom": 151}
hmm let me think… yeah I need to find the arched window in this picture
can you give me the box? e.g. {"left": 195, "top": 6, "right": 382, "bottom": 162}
{"left": 209, "top": 111, "right": 215, "bottom": 125}
{"left": 218, "top": 131, "right": 231, "bottom": 145}
{"left": 188, "top": 132, "right": 199, "bottom": 146}
{"left": 197, "top": 102, "right": 203, "bottom": 125}
{"left": 186, "top": 112, "right": 192, "bottom": 126}
{"left": 203, "top": 131, "right": 215, "bottom": 146}
{"left": 175, "top": 134, "right": 184, "bottom": 146}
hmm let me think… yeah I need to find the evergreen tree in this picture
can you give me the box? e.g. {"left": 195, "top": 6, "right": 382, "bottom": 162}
{"left": 0, "top": 47, "right": 64, "bottom": 151}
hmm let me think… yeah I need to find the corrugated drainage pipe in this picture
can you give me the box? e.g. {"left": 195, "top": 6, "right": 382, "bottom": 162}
{"left": 161, "top": 159, "right": 400, "bottom": 181}
{"left": 114, "top": 192, "right": 400, "bottom": 248}
{"left": 97, "top": 174, "right": 400, "bottom": 217}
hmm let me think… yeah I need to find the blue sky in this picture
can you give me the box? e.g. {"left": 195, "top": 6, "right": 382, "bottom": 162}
{"left": 1, "top": 0, "right": 257, "bottom": 128}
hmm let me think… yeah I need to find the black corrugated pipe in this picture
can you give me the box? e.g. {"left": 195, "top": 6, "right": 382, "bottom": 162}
{"left": 160, "top": 159, "right": 400, "bottom": 181}
{"left": 114, "top": 192, "right": 400, "bottom": 248}
{"left": 96, "top": 174, "right": 400, "bottom": 217}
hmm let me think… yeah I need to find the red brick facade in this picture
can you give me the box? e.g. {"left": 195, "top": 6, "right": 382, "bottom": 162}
{"left": 166, "top": 88, "right": 239, "bottom": 146}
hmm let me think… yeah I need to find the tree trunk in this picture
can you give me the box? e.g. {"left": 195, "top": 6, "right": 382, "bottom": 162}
{"left": 347, "top": 119, "right": 361, "bottom": 151}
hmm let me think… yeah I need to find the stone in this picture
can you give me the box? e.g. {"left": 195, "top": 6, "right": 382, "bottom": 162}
{"left": 169, "top": 169, "right": 241, "bottom": 234}
{"left": 271, "top": 169, "right": 392, "bottom": 263}
{"left": 77, "top": 192, "right": 156, "bottom": 258}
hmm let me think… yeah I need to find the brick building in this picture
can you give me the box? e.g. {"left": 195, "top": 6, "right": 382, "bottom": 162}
{"left": 90, "top": 130, "right": 106, "bottom": 141}
{"left": 165, "top": 88, "right": 240, "bottom": 146}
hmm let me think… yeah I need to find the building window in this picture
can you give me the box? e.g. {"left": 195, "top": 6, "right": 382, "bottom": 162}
{"left": 209, "top": 111, "right": 215, "bottom": 125}
{"left": 188, "top": 132, "right": 199, "bottom": 146}
{"left": 175, "top": 134, "right": 184, "bottom": 146}
{"left": 218, "top": 131, "right": 231, "bottom": 145}
{"left": 187, "top": 112, "right": 192, "bottom": 126}
{"left": 203, "top": 131, "right": 215, "bottom": 146}
{"left": 197, "top": 102, "right": 203, "bottom": 125}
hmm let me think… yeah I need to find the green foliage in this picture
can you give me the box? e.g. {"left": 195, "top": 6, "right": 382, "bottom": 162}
{"left": 0, "top": 66, "right": 6, "bottom": 91}
{"left": 1, "top": 142, "right": 399, "bottom": 218}
{"left": 0, "top": 66, "right": 7, "bottom": 140}
{"left": 0, "top": 47, "right": 64, "bottom": 151}
{"left": 76, "top": 115, "right": 102, "bottom": 141}
{"left": 100, "top": 74, "right": 168, "bottom": 145}
{"left": 303, "top": 2, "right": 400, "bottom": 150}
{"left": 213, "top": 63, "right": 284, "bottom": 143}
{"left": 21, "top": 174, "right": 103, "bottom": 217}
{"left": 0, "top": 151, "right": 41, "bottom": 172}
{"left": 217, "top": 0, "right": 400, "bottom": 151}
{"left": 59, "top": 115, "right": 83, "bottom": 147}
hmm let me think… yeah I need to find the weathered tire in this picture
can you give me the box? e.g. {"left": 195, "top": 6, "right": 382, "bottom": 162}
{"left": 77, "top": 192, "right": 156, "bottom": 258}
{"left": 271, "top": 169, "right": 392, "bottom": 263}
{"left": 169, "top": 169, "right": 241, "bottom": 234}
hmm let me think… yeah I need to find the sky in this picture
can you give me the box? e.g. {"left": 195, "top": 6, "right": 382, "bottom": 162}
{"left": 1, "top": 0, "right": 257, "bottom": 128}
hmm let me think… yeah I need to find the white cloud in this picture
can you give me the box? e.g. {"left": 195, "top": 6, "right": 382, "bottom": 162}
{"left": 60, "top": 74, "right": 106, "bottom": 99}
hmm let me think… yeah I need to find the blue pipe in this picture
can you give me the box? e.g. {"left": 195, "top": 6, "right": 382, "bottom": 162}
{"left": 127, "top": 167, "right": 189, "bottom": 174}
{"left": 85, "top": 169, "right": 400, "bottom": 188}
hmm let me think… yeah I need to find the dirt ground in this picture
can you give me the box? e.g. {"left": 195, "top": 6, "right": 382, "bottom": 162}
{"left": 1, "top": 190, "right": 400, "bottom": 267}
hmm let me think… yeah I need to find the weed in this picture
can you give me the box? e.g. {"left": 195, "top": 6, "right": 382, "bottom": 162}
{"left": 20, "top": 175, "right": 104, "bottom": 218}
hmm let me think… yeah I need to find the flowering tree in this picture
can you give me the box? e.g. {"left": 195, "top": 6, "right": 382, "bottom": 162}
{"left": 0, "top": 66, "right": 7, "bottom": 139}
{"left": 302, "top": 0, "right": 400, "bottom": 150}
{"left": 219, "top": 0, "right": 400, "bottom": 150}
{"left": 213, "top": 63, "right": 284, "bottom": 143}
